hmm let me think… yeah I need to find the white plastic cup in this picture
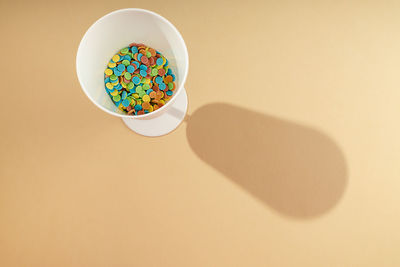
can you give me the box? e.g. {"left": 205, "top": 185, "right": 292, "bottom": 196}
{"left": 76, "top": 8, "right": 189, "bottom": 136}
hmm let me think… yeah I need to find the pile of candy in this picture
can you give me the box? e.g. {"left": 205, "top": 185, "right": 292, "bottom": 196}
{"left": 104, "top": 43, "right": 176, "bottom": 115}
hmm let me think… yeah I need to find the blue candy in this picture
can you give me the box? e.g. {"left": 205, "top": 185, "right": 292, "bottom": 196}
{"left": 122, "top": 91, "right": 127, "bottom": 99}
{"left": 156, "top": 58, "right": 163, "bottom": 66}
{"left": 132, "top": 76, "right": 140, "bottom": 84}
{"left": 166, "top": 90, "right": 173, "bottom": 96}
{"left": 117, "top": 64, "right": 125, "bottom": 72}
{"left": 122, "top": 99, "right": 130, "bottom": 107}
{"left": 132, "top": 61, "right": 140, "bottom": 69}
{"left": 124, "top": 55, "right": 131, "bottom": 61}
{"left": 159, "top": 82, "right": 166, "bottom": 90}
{"left": 146, "top": 89, "right": 153, "bottom": 95}
{"left": 140, "top": 70, "right": 147, "bottom": 77}
{"left": 114, "top": 70, "right": 122, "bottom": 76}
{"left": 167, "top": 68, "right": 172, "bottom": 75}
{"left": 127, "top": 65, "right": 135, "bottom": 73}
{"left": 131, "top": 46, "right": 138, "bottom": 54}
{"left": 134, "top": 104, "right": 142, "bottom": 111}
{"left": 104, "top": 77, "right": 110, "bottom": 83}
{"left": 138, "top": 53, "right": 143, "bottom": 61}
{"left": 155, "top": 76, "right": 163, "bottom": 84}
{"left": 144, "top": 110, "right": 149, "bottom": 114}
{"left": 171, "top": 73, "right": 176, "bottom": 81}
{"left": 140, "top": 65, "right": 148, "bottom": 71}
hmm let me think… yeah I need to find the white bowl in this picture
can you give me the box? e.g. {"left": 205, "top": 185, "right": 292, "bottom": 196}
{"left": 76, "top": 8, "right": 189, "bottom": 136}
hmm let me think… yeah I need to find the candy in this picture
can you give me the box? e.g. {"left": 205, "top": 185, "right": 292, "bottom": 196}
{"left": 117, "top": 64, "right": 125, "bottom": 72}
{"left": 142, "top": 95, "right": 150, "bottom": 102}
{"left": 132, "top": 76, "right": 141, "bottom": 85}
{"left": 121, "top": 91, "right": 127, "bottom": 99}
{"left": 112, "top": 55, "right": 120, "bottom": 62}
{"left": 140, "top": 70, "right": 147, "bottom": 77}
{"left": 105, "top": 68, "right": 113, "bottom": 76}
{"left": 104, "top": 43, "right": 177, "bottom": 116}
{"left": 156, "top": 58, "right": 163, "bottom": 66}
{"left": 142, "top": 102, "right": 151, "bottom": 109}
{"left": 126, "top": 65, "right": 135, "bottom": 73}
{"left": 120, "top": 47, "right": 129, "bottom": 54}
{"left": 155, "top": 76, "right": 163, "bottom": 84}
{"left": 159, "top": 82, "right": 166, "bottom": 91}
{"left": 122, "top": 60, "right": 130, "bottom": 66}
{"left": 113, "top": 94, "right": 121, "bottom": 102}
{"left": 158, "top": 68, "right": 166, "bottom": 76}
{"left": 124, "top": 72, "right": 132, "bottom": 80}
{"left": 122, "top": 99, "right": 130, "bottom": 107}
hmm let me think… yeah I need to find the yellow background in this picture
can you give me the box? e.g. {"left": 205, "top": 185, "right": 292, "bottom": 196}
{"left": 1, "top": 0, "right": 400, "bottom": 266}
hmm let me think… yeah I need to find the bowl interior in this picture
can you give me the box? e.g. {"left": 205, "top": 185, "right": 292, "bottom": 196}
{"left": 76, "top": 9, "right": 188, "bottom": 117}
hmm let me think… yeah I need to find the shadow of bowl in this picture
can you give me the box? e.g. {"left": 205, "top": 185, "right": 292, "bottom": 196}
{"left": 186, "top": 103, "right": 348, "bottom": 219}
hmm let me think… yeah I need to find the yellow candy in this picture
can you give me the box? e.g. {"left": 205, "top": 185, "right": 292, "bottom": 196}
{"left": 121, "top": 82, "right": 126, "bottom": 88}
{"left": 142, "top": 95, "right": 150, "bottom": 102}
{"left": 148, "top": 105, "right": 153, "bottom": 112}
{"left": 144, "top": 78, "right": 150, "bottom": 84}
{"left": 112, "top": 54, "right": 120, "bottom": 62}
{"left": 133, "top": 93, "right": 139, "bottom": 98}
{"left": 159, "top": 99, "right": 165, "bottom": 105}
{"left": 110, "top": 90, "right": 118, "bottom": 96}
{"left": 105, "top": 68, "right": 113, "bottom": 76}
{"left": 106, "top": 83, "right": 113, "bottom": 89}
{"left": 136, "top": 100, "right": 142, "bottom": 105}
{"left": 108, "top": 62, "right": 116, "bottom": 68}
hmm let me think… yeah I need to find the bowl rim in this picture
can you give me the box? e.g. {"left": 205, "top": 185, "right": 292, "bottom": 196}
{"left": 76, "top": 8, "right": 189, "bottom": 119}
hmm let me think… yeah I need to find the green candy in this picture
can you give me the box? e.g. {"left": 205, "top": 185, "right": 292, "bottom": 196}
{"left": 122, "top": 60, "right": 130, "bottom": 66}
{"left": 113, "top": 94, "right": 121, "bottom": 102}
{"left": 168, "top": 82, "right": 173, "bottom": 89}
{"left": 151, "top": 68, "right": 158, "bottom": 76}
{"left": 143, "top": 84, "right": 150, "bottom": 90}
{"left": 110, "top": 74, "right": 118, "bottom": 81}
{"left": 124, "top": 72, "right": 132, "bottom": 80}
{"left": 146, "top": 51, "right": 151, "bottom": 58}
{"left": 120, "top": 47, "right": 129, "bottom": 54}
{"left": 138, "top": 90, "right": 146, "bottom": 98}
{"left": 127, "top": 82, "right": 134, "bottom": 90}
{"left": 136, "top": 85, "right": 143, "bottom": 92}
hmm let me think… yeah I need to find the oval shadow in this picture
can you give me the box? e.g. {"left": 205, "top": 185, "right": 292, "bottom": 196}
{"left": 186, "top": 103, "right": 348, "bottom": 219}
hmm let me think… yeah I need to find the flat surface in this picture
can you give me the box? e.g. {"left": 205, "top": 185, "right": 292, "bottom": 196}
{"left": 1, "top": 0, "right": 400, "bottom": 266}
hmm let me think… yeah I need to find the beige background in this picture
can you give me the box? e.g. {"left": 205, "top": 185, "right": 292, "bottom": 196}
{"left": 1, "top": 0, "right": 400, "bottom": 266}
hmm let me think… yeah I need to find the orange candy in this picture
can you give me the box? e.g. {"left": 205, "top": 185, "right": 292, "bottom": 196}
{"left": 164, "top": 75, "right": 173, "bottom": 83}
{"left": 149, "top": 91, "right": 156, "bottom": 98}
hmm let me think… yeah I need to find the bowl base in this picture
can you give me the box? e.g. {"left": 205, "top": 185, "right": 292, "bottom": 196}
{"left": 121, "top": 88, "right": 188, "bottom": 137}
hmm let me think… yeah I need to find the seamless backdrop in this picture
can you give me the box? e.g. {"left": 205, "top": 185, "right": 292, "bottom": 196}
{"left": 0, "top": 0, "right": 400, "bottom": 266}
